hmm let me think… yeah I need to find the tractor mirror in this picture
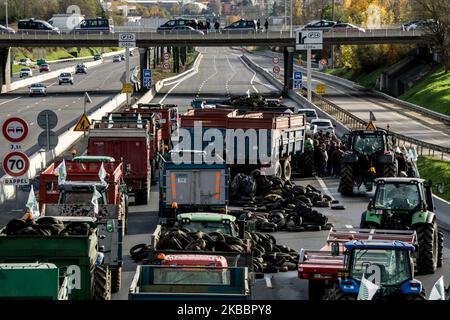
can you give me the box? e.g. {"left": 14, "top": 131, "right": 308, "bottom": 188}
{"left": 436, "top": 182, "right": 444, "bottom": 194}
{"left": 106, "top": 220, "right": 114, "bottom": 233}
{"left": 331, "top": 241, "right": 339, "bottom": 256}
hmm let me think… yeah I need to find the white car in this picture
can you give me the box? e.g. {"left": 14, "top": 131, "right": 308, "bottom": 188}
{"left": 29, "top": 83, "right": 47, "bottom": 96}
{"left": 113, "top": 55, "right": 121, "bottom": 62}
{"left": 306, "top": 122, "right": 318, "bottom": 136}
{"left": 297, "top": 108, "right": 318, "bottom": 123}
{"left": 311, "top": 118, "right": 335, "bottom": 135}
{"left": 58, "top": 72, "right": 74, "bottom": 85}
{"left": 19, "top": 58, "right": 32, "bottom": 66}
{"left": 19, "top": 68, "right": 33, "bottom": 78}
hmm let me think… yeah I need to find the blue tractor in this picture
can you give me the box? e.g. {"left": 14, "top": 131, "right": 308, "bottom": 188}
{"left": 327, "top": 240, "right": 426, "bottom": 300}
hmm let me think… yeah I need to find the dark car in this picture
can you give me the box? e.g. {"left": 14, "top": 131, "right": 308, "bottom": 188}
{"left": 18, "top": 18, "right": 60, "bottom": 34}
{"left": 157, "top": 18, "right": 198, "bottom": 33}
{"left": 39, "top": 64, "right": 50, "bottom": 72}
{"left": 75, "top": 64, "right": 87, "bottom": 74}
{"left": 120, "top": 54, "right": 125, "bottom": 61}
{"left": 222, "top": 19, "right": 257, "bottom": 34}
{"left": 331, "top": 23, "right": 365, "bottom": 32}
{"left": 94, "top": 54, "right": 102, "bottom": 61}
{"left": 302, "top": 20, "right": 336, "bottom": 32}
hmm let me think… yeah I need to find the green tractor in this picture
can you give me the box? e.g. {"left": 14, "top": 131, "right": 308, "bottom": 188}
{"left": 360, "top": 177, "right": 444, "bottom": 274}
{"left": 338, "top": 124, "right": 407, "bottom": 195}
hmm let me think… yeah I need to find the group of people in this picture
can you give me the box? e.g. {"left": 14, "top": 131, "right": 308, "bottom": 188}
{"left": 192, "top": 18, "right": 270, "bottom": 32}
{"left": 256, "top": 19, "right": 270, "bottom": 31}
{"left": 312, "top": 131, "right": 345, "bottom": 178}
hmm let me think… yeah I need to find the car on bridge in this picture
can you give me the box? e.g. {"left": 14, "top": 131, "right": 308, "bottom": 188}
{"left": 157, "top": 18, "right": 198, "bottom": 33}
{"left": 331, "top": 23, "right": 365, "bottom": 33}
{"left": 28, "top": 83, "right": 47, "bottom": 96}
{"left": 302, "top": 20, "right": 336, "bottom": 32}
{"left": 58, "top": 72, "right": 74, "bottom": 85}
{"left": 113, "top": 55, "right": 121, "bottom": 63}
{"left": 19, "top": 68, "right": 33, "bottom": 78}
{"left": 167, "top": 26, "right": 204, "bottom": 35}
{"left": 71, "top": 18, "right": 114, "bottom": 33}
{"left": 0, "top": 24, "right": 15, "bottom": 34}
{"left": 18, "top": 18, "right": 60, "bottom": 34}
{"left": 75, "top": 64, "right": 87, "bottom": 74}
{"left": 222, "top": 19, "right": 257, "bottom": 34}
{"left": 297, "top": 108, "right": 318, "bottom": 122}
{"left": 39, "top": 64, "right": 50, "bottom": 72}
{"left": 311, "top": 118, "right": 335, "bottom": 135}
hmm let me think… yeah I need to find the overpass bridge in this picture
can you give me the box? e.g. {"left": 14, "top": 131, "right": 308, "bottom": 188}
{"left": 0, "top": 29, "right": 427, "bottom": 93}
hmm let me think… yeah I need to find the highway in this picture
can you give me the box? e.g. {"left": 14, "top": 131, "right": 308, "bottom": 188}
{"left": 0, "top": 54, "right": 138, "bottom": 170}
{"left": 111, "top": 47, "right": 450, "bottom": 300}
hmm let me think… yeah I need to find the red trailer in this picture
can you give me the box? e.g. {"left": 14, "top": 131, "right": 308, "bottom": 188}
{"left": 87, "top": 117, "right": 153, "bottom": 205}
{"left": 298, "top": 228, "right": 417, "bottom": 300}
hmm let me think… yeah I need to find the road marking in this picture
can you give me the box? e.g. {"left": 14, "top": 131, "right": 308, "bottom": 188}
{"left": 159, "top": 65, "right": 201, "bottom": 104}
{"left": 7, "top": 113, "right": 10, "bottom": 117}
{"left": 316, "top": 177, "right": 334, "bottom": 201}
{"left": 345, "top": 225, "right": 354, "bottom": 229}
{"left": 35, "top": 102, "right": 39, "bottom": 104}
{"left": 0, "top": 96, "right": 21, "bottom": 105}
{"left": 58, "top": 108, "right": 62, "bottom": 111}
{"left": 197, "top": 55, "right": 218, "bottom": 94}
{"left": 264, "top": 275, "right": 273, "bottom": 288}
{"left": 239, "top": 56, "right": 258, "bottom": 93}
{"left": 29, "top": 122, "right": 34, "bottom": 126}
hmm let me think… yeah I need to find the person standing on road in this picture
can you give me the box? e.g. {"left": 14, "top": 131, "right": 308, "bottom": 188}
{"left": 264, "top": 19, "right": 269, "bottom": 32}
{"left": 257, "top": 19, "right": 261, "bottom": 31}
{"left": 206, "top": 19, "right": 211, "bottom": 31}
{"left": 320, "top": 144, "right": 329, "bottom": 177}
{"left": 331, "top": 145, "right": 343, "bottom": 177}
{"left": 214, "top": 20, "right": 220, "bottom": 33}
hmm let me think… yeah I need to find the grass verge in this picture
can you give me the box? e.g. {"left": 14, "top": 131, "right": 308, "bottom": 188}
{"left": 417, "top": 156, "right": 450, "bottom": 202}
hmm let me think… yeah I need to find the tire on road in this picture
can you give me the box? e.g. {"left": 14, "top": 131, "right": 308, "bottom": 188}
{"left": 339, "top": 163, "right": 354, "bottom": 195}
{"left": 111, "top": 266, "right": 122, "bottom": 293}
{"left": 282, "top": 160, "right": 292, "bottom": 181}
{"left": 416, "top": 220, "right": 438, "bottom": 274}
{"left": 383, "top": 160, "right": 398, "bottom": 177}
{"left": 327, "top": 284, "right": 356, "bottom": 300}
{"left": 93, "top": 264, "right": 112, "bottom": 300}
{"left": 437, "top": 230, "right": 444, "bottom": 268}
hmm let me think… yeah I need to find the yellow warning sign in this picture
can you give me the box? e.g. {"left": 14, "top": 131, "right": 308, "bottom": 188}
{"left": 316, "top": 83, "right": 326, "bottom": 95}
{"left": 74, "top": 113, "right": 91, "bottom": 132}
{"left": 366, "top": 121, "right": 377, "bottom": 131}
{"left": 122, "top": 83, "right": 133, "bottom": 94}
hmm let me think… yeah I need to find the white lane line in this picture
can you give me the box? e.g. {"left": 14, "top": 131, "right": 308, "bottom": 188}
{"left": 264, "top": 275, "right": 273, "bottom": 288}
{"left": 197, "top": 55, "right": 218, "bottom": 95}
{"left": 0, "top": 96, "right": 21, "bottom": 105}
{"left": 159, "top": 68, "right": 201, "bottom": 104}
{"left": 7, "top": 113, "right": 10, "bottom": 116}
{"left": 58, "top": 108, "right": 62, "bottom": 111}
{"left": 239, "top": 56, "right": 259, "bottom": 93}
{"left": 26, "top": 105, "right": 30, "bottom": 108}
{"left": 316, "top": 176, "right": 334, "bottom": 201}
{"left": 345, "top": 225, "right": 354, "bottom": 229}
{"left": 34, "top": 102, "right": 39, "bottom": 104}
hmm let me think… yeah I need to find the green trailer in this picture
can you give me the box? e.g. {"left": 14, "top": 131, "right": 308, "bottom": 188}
{"left": 0, "top": 217, "right": 112, "bottom": 300}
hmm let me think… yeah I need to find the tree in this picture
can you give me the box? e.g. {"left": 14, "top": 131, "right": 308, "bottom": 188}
{"left": 292, "top": 0, "right": 304, "bottom": 25}
{"left": 321, "top": 3, "right": 348, "bottom": 23}
{"left": 412, "top": 0, "right": 450, "bottom": 72}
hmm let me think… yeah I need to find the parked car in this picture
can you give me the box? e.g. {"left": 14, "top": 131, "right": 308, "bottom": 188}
{"left": 311, "top": 118, "right": 335, "bottom": 135}
{"left": 94, "top": 53, "right": 102, "bottom": 61}
{"left": 120, "top": 54, "right": 125, "bottom": 61}
{"left": 113, "top": 55, "right": 121, "bottom": 62}
{"left": 401, "top": 20, "right": 422, "bottom": 31}
{"left": 0, "top": 24, "right": 16, "bottom": 34}
{"left": 18, "top": 18, "right": 60, "bottom": 34}
{"left": 39, "top": 64, "right": 50, "bottom": 72}
{"left": 19, "top": 68, "right": 33, "bottom": 78}
{"left": 167, "top": 26, "right": 204, "bottom": 35}
{"left": 302, "top": 20, "right": 336, "bottom": 32}
{"left": 331, "top": 23, "right": 365, "bottom": 32}
{"left": 222, "top": 19, "right": 257, "bottom": 34}
{"left": 19, "top": 58, "right": 32, "bottom": 66}
{"left": 306, "top": 122, "right": 318, "bottom": 136}
{"left": 29, "top": 83, "right": 47, "bottom": 96}
{"left": 58, "top": 72, "right": 74, "bottom": 85}
{"left": 157, "top": 18, "right": 198, "bottom": 33}
{"left": 75, "top": 64, "right": 87, "bottom": 74}
{"left": 297, "top": 108, "right": 318, "bottom": 122}
{"left": 404, "top": 19, "right": 435, "bottom": 31}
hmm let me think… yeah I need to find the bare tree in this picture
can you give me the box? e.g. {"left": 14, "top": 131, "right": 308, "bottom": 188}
{"left": 413, "top": 0, "right": 450, "bottom": 72}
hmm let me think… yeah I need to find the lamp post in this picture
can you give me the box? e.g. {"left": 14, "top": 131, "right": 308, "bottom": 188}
{"left": 290, "top": 0, "right": 293, "bottom": 37}
{"left": 5, "top": 0, "right": 8, "bottom": 29}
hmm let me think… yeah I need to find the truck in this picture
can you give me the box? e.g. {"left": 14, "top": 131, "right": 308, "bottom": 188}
{"left": 158, "top": 150, "right": 229, "bottom": 220}
{"left": 38, "top": 156, "right": 127, "bottom": 293}
{"left": 298, "top": 228, "right": 423, "bottom": 300}
{"left": 179, "top": 108, "right": 307, "bottom": 180}
{"left": 360, "top": 177, "right": 444, "bottom": 274}
{"left": 128, "top": 254, "right": 251, "bottom": 300}
{"left": 0, "top": 217, "right": 112, "bottom": 300}
{"left": 87, "top": 115, "right": 154, "bottom": 205}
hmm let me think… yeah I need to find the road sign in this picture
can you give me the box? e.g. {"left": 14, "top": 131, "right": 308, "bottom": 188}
{"left": 272, "top": 56, "right": 280, "bottom": 64}
{"left": 369, "top": 111, "right": 377, "bottom": 121}
{"left": 37, "top": 110, "right": 58, "bottom": 130}
{"left": 143, "top": 69, "right": 152, "bottom": 89}
{"left": 296, "top": 30, "right": 323, "bottom": 50}
{"left": 38, "top": 131, "right": 58, "bottom": 150}
{"left": 273, "top": 66, "right": 280, "bottom": 74}
{"left": 121, "top": 83, "right": 133, "bottom": 94}
{"left": 74, "top": 114, "right": 91, "bottom": 132}
{"left": 316, "top": 83, "right": 326, "bottom": 95}
{"left": 162, "top": 62, "right": 170, "bottom": 70}
{"left": 163, "top": 52, "right": 170, "bottom": 60}
{"left": 119, "top": 33, "right": 136, "bottom": 48}
{"left": 3, "top": 151, "right": 30, "bottom": 177}
{"left": 2, "top": 177, "right": 30, "bottom": 185}
{"left": 320, "top": 58, "right": 328, "bottom": 66}
{"left": 2, "top": 117, "right": 29, "bottom": 143}
{"left": 294, "top": 71, "right": 302, "bottom": 89}
{"left": 366, "top": 121, "right": 377, "bottom": 131}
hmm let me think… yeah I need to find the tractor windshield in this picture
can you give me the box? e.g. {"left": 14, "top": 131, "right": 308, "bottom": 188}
{"left": 374, "top": 183, "right": 421, "bottom": 211}
{"left": 353, "top": 134, "right": 384, "bottom": 155}
{"left": 60, "top": 191, "right": 106, "bottom": 205}
{"left": 153, "top": 268, "right": 230, "bottom": 286}
{"left": 350, "top": 249, "right": 411, "bottom": 286}
{"left": 181, "top": 221, "right": 234, "bottom": 236}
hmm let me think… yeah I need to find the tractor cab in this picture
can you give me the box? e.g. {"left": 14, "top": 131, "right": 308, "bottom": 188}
{"left": 348, "top": 130, "right": 390, "bottom": 156}
{"left": 176, "top": 213, "right": 239, "bottom": 237}
{"left": 335, "top": 240, "right": 424, "bottom": 300}
{"left": 58, "top": 182, "right": 108, "bottom": 206}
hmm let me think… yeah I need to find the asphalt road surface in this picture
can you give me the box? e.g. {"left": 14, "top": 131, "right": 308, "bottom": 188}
{"left": 247, "top": 51, "right": 450, "bottom": 149}
{"left": 0, "top": 54, "right": 139, "bottom": 167}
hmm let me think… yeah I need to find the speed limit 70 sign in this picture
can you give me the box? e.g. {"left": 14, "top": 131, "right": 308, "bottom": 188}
{"left": 3, "top": 151, "right": 30, "bottom": 177}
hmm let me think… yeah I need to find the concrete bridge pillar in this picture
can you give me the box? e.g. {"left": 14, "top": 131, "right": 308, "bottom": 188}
{"left": 0, "top": 47, "right": 12, "bottom": 93}
{"left": 138, "top": 47, "right": 150, "bottom": 93}
{"left": 283, "top": 46, "right": 294, "bottom": 95}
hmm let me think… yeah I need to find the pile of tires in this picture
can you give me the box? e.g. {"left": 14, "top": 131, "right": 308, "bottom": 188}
{"left": 2, "top": 217, "right": 95, "bottom": 236}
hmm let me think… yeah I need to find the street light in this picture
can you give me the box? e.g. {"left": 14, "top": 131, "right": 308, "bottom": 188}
{"left": 5, "top": 0, "right": 8, "bottom": 29}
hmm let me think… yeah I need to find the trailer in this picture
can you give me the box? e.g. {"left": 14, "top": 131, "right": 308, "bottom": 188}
{"left": 87, "top": 117, "right": 153, "bottom": 205}
{"left": 298, "top": 228, "right": 418, "bottom": 300}
{"left": 128, "top": 255, "right": 251, "bottom": 300}
{"left": 179, "top": 108, "right": 307, "bottom": 179}
{"left": 158, "top": 150, "right": 229, "bottom": 219}
{"left": 0, "top": 217, "right": 112, "bottom": 300}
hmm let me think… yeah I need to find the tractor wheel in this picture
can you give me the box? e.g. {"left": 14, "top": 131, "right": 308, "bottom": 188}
{"left": 300, "top": 151, "right": 314, "bottom": 177}
{"left": 437, "top": 230, "right": 444, "bottom": 268}
{"left": 416, "top": 220, "right": 438, "bottom": 274}
{"left": 327, "top": 284, "right": 356, "bottom": 300}
{"left": 404, "top": 289, "right": 426, "bottom": 300}
{"left": 308, "top": 281, "right": 325, "bottom": 301}
{"left": 274, "top": 161, "right": 282, "bottom": 178}
{"left": 339, "top": 163, "right": 354, "bottom": 195}
{"left": 383, "top": 160, "right": 398, "bottom": 177}
{"left": 93, "top": 265, "right": 111, "bottom": 300}
{"left": 111, "top": 266, "right": 122, "bottom": 294}
{"left": 282, "top": 160, "right": 292, "bottom": 180}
